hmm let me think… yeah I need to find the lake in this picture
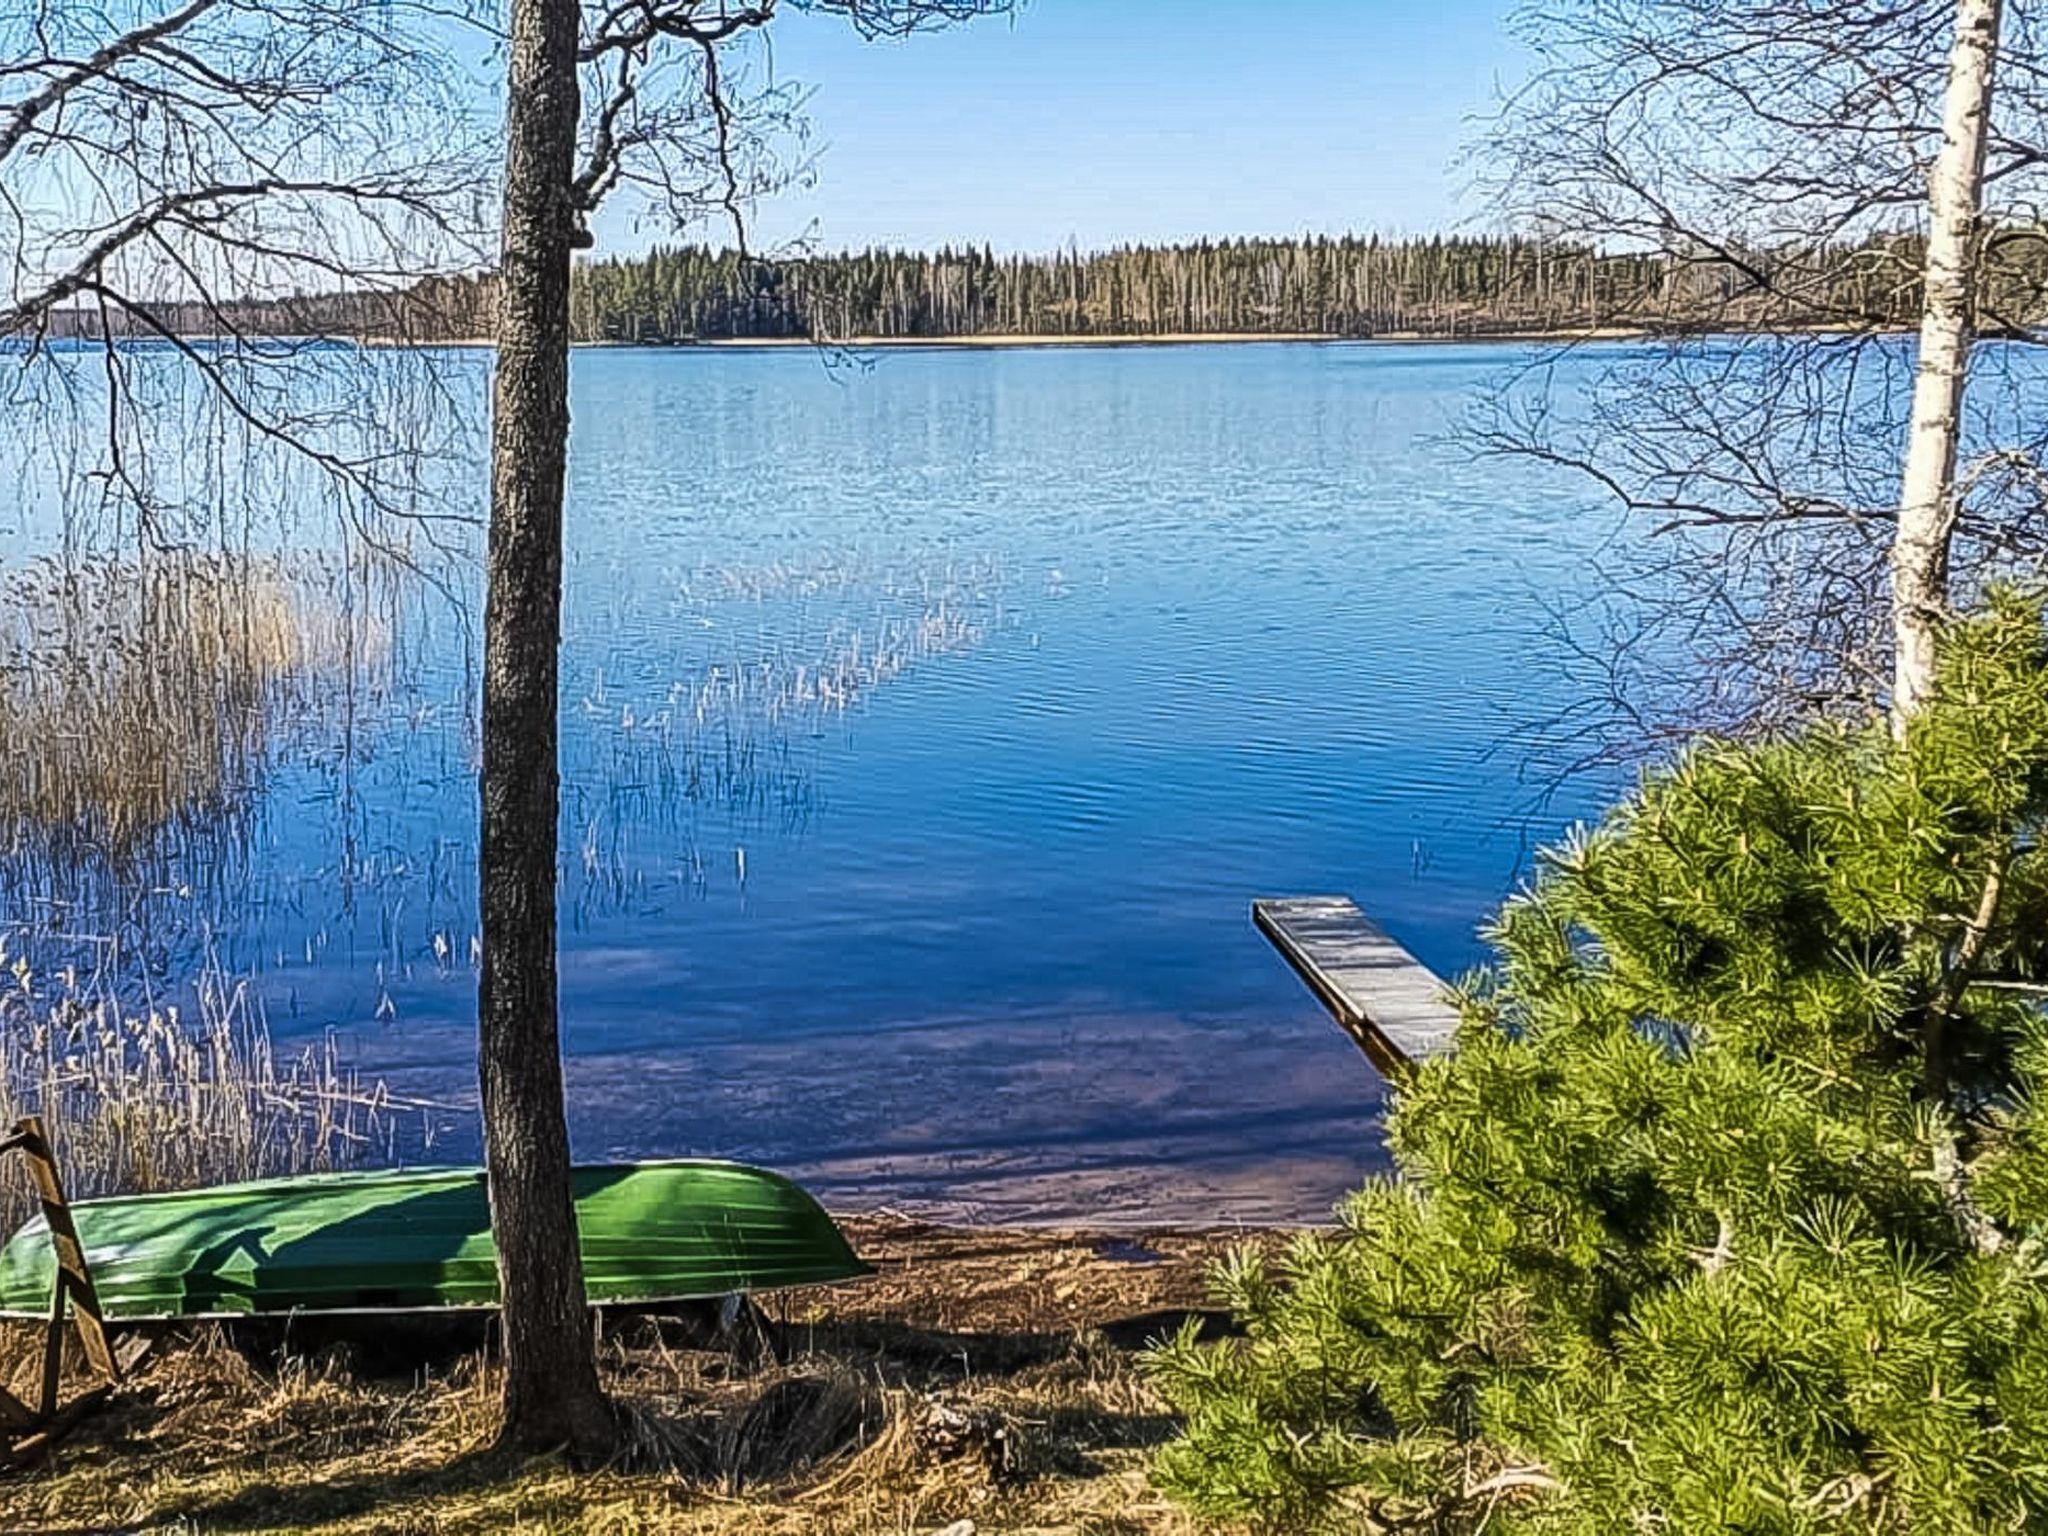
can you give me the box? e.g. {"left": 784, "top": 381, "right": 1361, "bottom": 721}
{"left": 4, "top": 340, "right": 1635, "bottom": 1223}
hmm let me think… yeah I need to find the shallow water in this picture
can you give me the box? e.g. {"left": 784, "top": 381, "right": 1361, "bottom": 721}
{"left": 6, "top": 340, "right": 1637, "bottom": 1223}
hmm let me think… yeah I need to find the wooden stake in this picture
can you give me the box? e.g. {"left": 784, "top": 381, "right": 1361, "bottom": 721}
{"left": 2, "top": 1114, "right": 120, "bottom": 1460}
{"left": 13, "top": 1117, "right": 116, "bottom": 1384}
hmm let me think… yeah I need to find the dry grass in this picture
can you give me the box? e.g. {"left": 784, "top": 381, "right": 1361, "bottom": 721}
{"left": 0, "top": 952, "right": 408, "bottom": 1237}
{"left": 0, "top": 552, "right": 377, "bottom": 852}
{"left": 0, "top": 548, "right": 399, "bottom": 982}
{"left": 0, "top": 551, "right": 414, "bottom": 1234}
{"left": 4, "top": 1216, "right": 1277, "bottom": 1535}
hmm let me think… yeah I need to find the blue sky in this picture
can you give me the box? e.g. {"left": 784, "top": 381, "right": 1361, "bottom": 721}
{"left": 598, "top": 0, "right": 1526, "bottom": 256}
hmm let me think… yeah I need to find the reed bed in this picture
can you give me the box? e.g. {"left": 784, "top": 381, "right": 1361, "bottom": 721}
{"left": 615, "top": 560, "right": 995, "bottom": 729}
{"left": 0, "top": 940, "right": 403, "bottom": 1237}
{"left": 567, "top": 563, "right": 1000, "bottom": 909}
{"left": 0, "top": 553, "right": 360, "bottom": 845}
{"left": 693, "top": 605, "right": 986, "bottom": 723}
{"left": 587, "top": 608, "right": 982, "bottom": 796}
{"left": 0, "top": 551, "right": 414, "bottom": 1233}
{"left": 674, "top": 550, "right": 1002, "bottom": 607}
{"left": 583, "top": 560, "right": 996, "bottom": 801}
{"left": 0, "top": 549, "right": 397, "bottom": 974}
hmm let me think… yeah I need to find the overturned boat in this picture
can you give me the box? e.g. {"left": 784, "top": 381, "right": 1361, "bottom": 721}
{"left": 0, "top": 1160, "right": 868, "bottom": 1321}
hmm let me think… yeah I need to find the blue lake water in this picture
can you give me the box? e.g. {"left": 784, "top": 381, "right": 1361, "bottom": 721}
{"left": 6, "top": 340, "right": 1637, "bottom": 1222}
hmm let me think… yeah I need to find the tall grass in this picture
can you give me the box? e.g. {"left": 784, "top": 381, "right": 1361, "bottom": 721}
{"left": 566, "top": 555, "right": 1003, "bottom": 909}
{"left": 0, "top": 942, "right": 404, "bottom": 1237}
{"left": 0, "top": 553, "right": 346, "bottom": 843}
{"left": 0, "top": 551, "right": 392, "bottom": 947}
{"left": 580, "top": 556, "right": 998, "bottom": 811}
{"left": 0, "top": 552, "right": 406, "bottom": 1234}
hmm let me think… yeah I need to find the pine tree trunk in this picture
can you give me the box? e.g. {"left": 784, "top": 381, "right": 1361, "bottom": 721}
{"left": 1893, "top": 0, "right": 2002, "bottom": 728}
{"left": 480, "top": 0, "right": 613, "bottom": 1458}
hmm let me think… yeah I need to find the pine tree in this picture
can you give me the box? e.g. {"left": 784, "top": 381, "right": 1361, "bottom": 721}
{"left": 1148, "top": 594, "right": 2048, "bottom": 1533}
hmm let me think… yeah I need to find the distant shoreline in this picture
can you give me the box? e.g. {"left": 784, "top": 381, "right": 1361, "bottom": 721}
{"left": 683, "top": 326, "right": 1655, "bottom": 349}
{"left": 398, "top": 326, "right": 1653, "bottom": 351}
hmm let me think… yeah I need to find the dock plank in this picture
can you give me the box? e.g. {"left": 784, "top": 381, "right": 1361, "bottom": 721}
{"left": 1252, "top": 896, "right": 1460, "bottom": 1074}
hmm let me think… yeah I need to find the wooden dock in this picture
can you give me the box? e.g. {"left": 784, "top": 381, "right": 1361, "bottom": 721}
{"left": 1252, "top": 896, "right": 1460, "bottom": 1074}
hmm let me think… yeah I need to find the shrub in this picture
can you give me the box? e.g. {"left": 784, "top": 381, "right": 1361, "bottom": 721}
{"left": 1149, "top": 596, "right": 2048, "bottom": 1533}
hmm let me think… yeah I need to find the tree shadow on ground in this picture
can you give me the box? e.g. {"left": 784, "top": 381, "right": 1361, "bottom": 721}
{"left": 766, "top": 1307, "right": 1236, "bottom": 1378}
{"left": 15, "top": 1304, "right": 1230, "bottom": 1533}
{"left": 63, "top": 1445, "right": 536, "bottom": 1536}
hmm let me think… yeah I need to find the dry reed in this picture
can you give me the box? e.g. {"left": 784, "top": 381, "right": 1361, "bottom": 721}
{"left": 0, "top": 943, "right": 404, "bottom": 1236}
{"left": 0, "top": 553, "right": 368, "bottom": 847}
{"left": 0, "top": 552, "right": 407, "bottom": 1231}
{"left": 0, "top": 550, "right": 395, "bottom": 955}
{"left": 579, "top": 557, "right": 997, "bottom": 830}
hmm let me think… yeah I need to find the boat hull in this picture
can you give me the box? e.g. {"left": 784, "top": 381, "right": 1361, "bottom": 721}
{"left": 0, "top": 1161, "right": 868, "bottom": 1320}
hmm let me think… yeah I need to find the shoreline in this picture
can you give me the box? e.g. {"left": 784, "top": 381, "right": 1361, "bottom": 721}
{"left": 686, "top": 326, "right": 1652, "bottom": 349}
{"left": 9, "top": 1211, "right": 1285, "bottom": 1532}
{"left": 364, "top": 1004, "right": 1386, "bottom": 1231}
{"left": 383, "top": 325, "right": 1655, "bottom": 352}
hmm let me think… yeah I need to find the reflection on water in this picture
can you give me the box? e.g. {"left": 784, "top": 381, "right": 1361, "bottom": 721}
{"left": 0, "top": 553, "right": 396, "bottom": 976}
{"left": 567, "top": 552, "right": 1005, "bottom": 913}
{"left": 4, "top": 341, "right": 1648, "bottom": 1222}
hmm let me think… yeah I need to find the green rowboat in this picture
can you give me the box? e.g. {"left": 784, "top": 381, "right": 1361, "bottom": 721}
{"left": 0, "top": 1161, "right": 868, "bottom": 1321}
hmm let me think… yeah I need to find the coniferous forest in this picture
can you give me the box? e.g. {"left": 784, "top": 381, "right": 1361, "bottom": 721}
{"left": 372, "top": 228, "right": 2048, "bottom": 344}
{"left": 102, "top": 233, "right": 1944, "bottom": 346}
{"left": 204, "top": 235, "right": 1663, "bottom": 344}
{"left": 37, "top": 230, "right": 2040, "bottom": 346}
{"left": 565, "top": 236, "right": 1670, "bottom": 342}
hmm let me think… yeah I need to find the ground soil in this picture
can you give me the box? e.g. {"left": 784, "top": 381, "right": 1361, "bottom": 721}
{"left": 2, "top": 1215, "right": 1290, "bottom": 1535}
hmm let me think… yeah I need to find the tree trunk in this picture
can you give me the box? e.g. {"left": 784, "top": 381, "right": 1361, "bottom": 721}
{"left": 1893, "top": 0, "right": 2003, "bottom": 728}
{"left": 480, "top": 0, "right": 613, "bottom": 1458}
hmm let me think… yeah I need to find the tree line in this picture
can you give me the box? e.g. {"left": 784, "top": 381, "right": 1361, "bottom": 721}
{"left": 31, "top": 236, "right": 1663, "bottom": 342}
{"left": 348, "top": 233, "right": 1967, "bottom": 344}
{"left": 567, "top": 236, "right": 1672, "bottom": 341}
{"left": 569, "top": 231, "right": 2047, "bottom": 342}
{"left": 36, "top": 228, "right": 2048, "bottom": 348}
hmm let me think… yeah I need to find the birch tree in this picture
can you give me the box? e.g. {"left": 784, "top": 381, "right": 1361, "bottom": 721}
{"left": 1475, "top": 0, "right": 2048, "bottom": 755}
{"left": 1895, "top": 0, "right": 2004, "bottom": 725}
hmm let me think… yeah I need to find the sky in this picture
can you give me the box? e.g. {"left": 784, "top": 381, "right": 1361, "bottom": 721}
{"left": 595, "top": 0, "right": 1528, "bottom": 257}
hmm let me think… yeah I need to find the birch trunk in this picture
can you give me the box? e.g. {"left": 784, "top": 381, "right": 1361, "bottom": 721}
{"left": 479, "top": 0, "right": 614, "bottom": 1457}
{"left": 1893, "top": 0, "right": 2003, "bottom": 728}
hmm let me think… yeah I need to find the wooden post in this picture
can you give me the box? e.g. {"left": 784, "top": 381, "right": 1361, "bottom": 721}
{"left": 39, "top": 1244, "right": 65, "bottom": 1418}
{"left": 1, "top": 1115, "right": 118, "bottom": 1455}
{"left": 10, "top": 1118, "right": 116, "bottom": 1386}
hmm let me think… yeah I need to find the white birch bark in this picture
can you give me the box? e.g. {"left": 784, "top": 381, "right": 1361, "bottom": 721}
{"left": 1893, "top": 0, "right": 2004, "bottom": 729}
